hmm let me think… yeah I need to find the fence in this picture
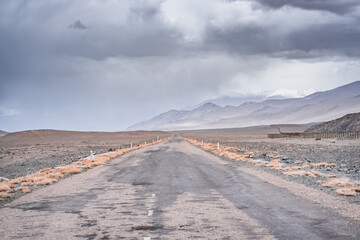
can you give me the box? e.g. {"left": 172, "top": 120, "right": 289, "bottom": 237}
{"left": 267, "top": 133, "right": 302, "bottom": 139}
{"left": 303, "top": 131, "right": 360, "bottom": 139}
{"left": 268, "top": 131, "right": 360, "bottom": 139}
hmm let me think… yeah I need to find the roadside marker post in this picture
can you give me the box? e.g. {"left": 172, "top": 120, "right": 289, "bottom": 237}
{"left": 130, "top": 142, "right": 133, "bottom": 148}
{"left": 217, "top": 142, "right": 220, "bottom": 150}
{"left": 148, "top": 210, "right": 154, "bottom": 216}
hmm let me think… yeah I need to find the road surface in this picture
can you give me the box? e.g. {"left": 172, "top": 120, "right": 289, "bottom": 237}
{"left": 1, "top": 138, "right": 360, "bottom": 239}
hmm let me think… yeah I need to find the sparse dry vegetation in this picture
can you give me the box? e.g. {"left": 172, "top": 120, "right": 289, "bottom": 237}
{"left": 311, "top": 162, "right": 337, "bottom": 168}
{"left": 183, "top": 137, "right": 360, "bottom": 197}
{"left": 322, "top": 178, "right": 355, "bottom": 188}
{"left": 336, "top": 188, "right": 357, "bottom": 196}
{"left": 0, "top": 192, "right": 11, "bottom": 199}
{"left": 0, "top": 182, "right": 11, "bottom": 192}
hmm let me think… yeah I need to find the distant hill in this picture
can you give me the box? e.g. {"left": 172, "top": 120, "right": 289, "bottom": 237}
{"left": 0, "top": 130, "right": 8, "bottom": 137}
{"left": 128, "top": 102, "right": 222, "bottom": 130}
{"left": 0, "top": 129, "right": 169, "bottom": 145}
{"left": 127, "top": 81, "right": 360, "bottom": 130}
{"left": 305, "top": 112, "right": 360, "bottom": 133}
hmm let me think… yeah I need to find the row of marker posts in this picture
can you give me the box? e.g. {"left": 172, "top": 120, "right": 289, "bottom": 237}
{"left": 89, "top": 136, "right": 161, "bottom": 157}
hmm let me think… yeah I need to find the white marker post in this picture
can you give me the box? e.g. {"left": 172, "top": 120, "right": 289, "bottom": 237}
{"left": 148, "top": 210, "right": 154, "bottom": 216}
{"left": 130, "top": 142, "right": 133, "bottom": 148}
{"left": 90, "top": 150, "right": 94, "bottom": 159}
{"left": 217, "top": 142, "right": 220, "bottom": 150}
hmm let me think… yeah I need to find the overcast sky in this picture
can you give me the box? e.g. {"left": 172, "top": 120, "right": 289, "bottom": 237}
{"left": 1, "top": 0, "right": 360, "bottom": 132}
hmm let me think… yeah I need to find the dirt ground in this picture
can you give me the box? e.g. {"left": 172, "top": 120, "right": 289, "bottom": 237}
{"left": 179, "top": 127, "right": 360, "bottom": 172}
{"left": 0, "top": 130, "right": 171, "bottom": 179}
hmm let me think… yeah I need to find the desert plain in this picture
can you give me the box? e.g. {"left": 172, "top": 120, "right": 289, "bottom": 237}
{"left": 0, "top": 127, "right": 360, "bottom": 239}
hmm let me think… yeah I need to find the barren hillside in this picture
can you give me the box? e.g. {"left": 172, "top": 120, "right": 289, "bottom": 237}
{"left": 305, "top": 112, "right": 360, "bottom": 133}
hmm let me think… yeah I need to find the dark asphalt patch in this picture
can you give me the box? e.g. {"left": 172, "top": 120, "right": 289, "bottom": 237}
{"left": 11, "top": 188, "right": 103, "bottom": 212}
{"left": 74, "top": 233, "right": 97, "bottom": 240}
{"left": 12, "top": 201, "right": 51, "bottom": 211}
{"left": 132, "top": 182, "right": 152, "bottom": 186}
{"left": 131, "top": 225, "right": 164, "bottom": 231}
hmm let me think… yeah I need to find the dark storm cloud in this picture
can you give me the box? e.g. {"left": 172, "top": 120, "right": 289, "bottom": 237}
{"left": 69, "top": 20, "right": 87, "bottom": 29}
{"left": 201, "top": 0, "right": 360, "bottom": 58}
{"left": 0, "top": 1, "right": 184, "bottom": 83}
{"left": 286, "top": 22, "right": 360, "bottom": 57}
{"left": 205, "top": 20, "right": 360, "bottom": 58}
{"left": 256, "top": 0, "right": 360, "bottom": 14}
{"left": 1, "top": 0, "right": 360, "bottom": 63}
{"left": 205, "top": 24, "right": 276, "bottom": 55}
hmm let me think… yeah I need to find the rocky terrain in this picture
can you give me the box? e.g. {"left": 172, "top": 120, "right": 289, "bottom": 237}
{"left": 306, "top": 112, "right": 360, "bottom": 133}
{"left": 0, "top": 130, "right": 171, "bottom": 179}
{"left": 181, "top": 129, "right": 360, "bottom": 177}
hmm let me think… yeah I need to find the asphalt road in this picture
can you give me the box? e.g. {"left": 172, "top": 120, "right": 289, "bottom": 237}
{"left": 1, "top": 138, "right": 360, "bottom": 239}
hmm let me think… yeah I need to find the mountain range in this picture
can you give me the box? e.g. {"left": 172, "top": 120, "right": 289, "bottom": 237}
{"left": 183, "top": 88, "right": 315, "bottom": 109}
{"left": 127, "top": 81, "right": 360, "bottom": 131}
{"left": 0, "top": 131, "right": 8, "bottom": 137}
